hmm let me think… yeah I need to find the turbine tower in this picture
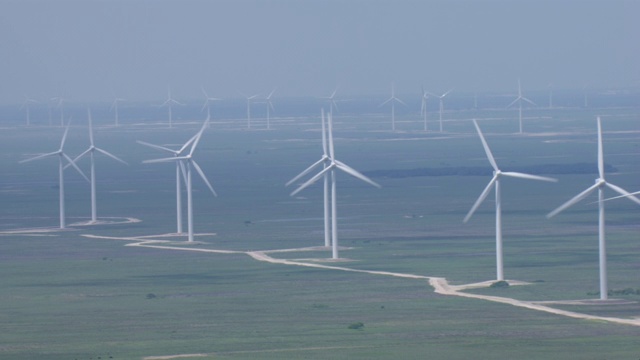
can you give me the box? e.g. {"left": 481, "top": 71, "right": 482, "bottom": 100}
{"left": 111, "top": 98, "right": 126, "bottom": 127}
{"left": 201, "top": 87, "right": 222, "bottom": 123}
{"left": 19, "top": 122, "right": 89, "bottom": 229}
{"left": 464, "top": 119, "right": 557, "bottom": 281}
{"left": 290, "top": 111, "right": 381, "bottom": 259}
{"left": 21, "top": 96, "right": 39, "bottom": 127}
{"left": 547, "top": 117, "right": 640, "bottom": 300}
{"left": 144, "top": 119, "right": 217, "bottom": 242}
{"left": 137, "top": 130, "right": 200, "bottom": 234}
{"left": 71, "top": 109, "right": 128, "bottom": 223}
{"left": 507, "top": 79, "right": 536, "bottom": 134}
{"left": 286, "top": 108, "right": 332, "bottom": 247}
{"left": 161, "top": 86, "right": 184, "bottom": 128}
{"left": 380, "top": 83, "right": 406, "bottom": 131}
{"left": 420, "top": 87, "right": 430, "bottom": 132}
{"left": 265, "top": 88, "right": 276, "bottom": 130}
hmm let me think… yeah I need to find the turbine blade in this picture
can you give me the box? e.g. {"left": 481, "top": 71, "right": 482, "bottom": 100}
{"left": 502, "top": 172, "right": 557, "bottom": 182}
{"left": 136, "top": 140, "right": 177, "bottom": 154}
{"left": 506, "top": 97, "right": 520, "bottom": 109}
{"left": 442, "top": 88, "right": 453, "bottom": 97}
{"left": 179, "top": 134, "right": 199, "bottom": 155}
{"left": 335, "top": 161, "right": 381, "bottom": 188}
{"left": 327, "top": 112, "right": 335, "bottom": 159}
{"left": 95, "top": 147, "right": 128, "bottom": 165}
{"left": 597, "top": 116, "right": 604, "bottom": 179}
{"left": 547, "top": 182, "right": 601, "bottom": 218}
{"left": 464, "top": 176, "right": 498, "bottom": 223}
{"left": 192, "top": 160, "right": 217, "bottom": 197}
{"left": 63, "top": 153, "right": 90, "bottom": 182}
{"left": 598, "top": 190, "right": 640, "bottom": 204}
{"left": 473, "top": 119, "right": 499, "bottom": 172}
{"left": 66, "top": 148, "right": 92, "bottom": 168}
{"left": 60, "top": 122, "right": 71, "bottom": 149}
{"left": 605, "top": 183, "right": 640, "bottom": 205}
{"left": 189, "top": 120, "right": 209, "bottom": 156}
{"left": 463, "top": 175, "right": 498, "bottom": 223}
{"left": 291, "top": 165, "right": 334, "bottom": 196}
{"left": 522, "top": 97, "right": 537, "bottom": 106}
{"left": 379, "top": 97, "right": 393, "bottom": 107}
{"left": 285, "top": 157, "right": 326, "bottom": 187}
{"left": 144, "top": 156, "right": 186, "bottom": 164}
{"left": 396, "top": 97, "right": 407, "bottom": 106}
{"left": 87, "top": 108, "right": 94, "bottom": 146}
{"left": 179, "top": 160, "right": 188, "bottom": 184}
{"left": 19, "top": 151, "right": 60, "bottom": 163}
{"left": 321, "top": 109, "right": 328, "bottom": 156}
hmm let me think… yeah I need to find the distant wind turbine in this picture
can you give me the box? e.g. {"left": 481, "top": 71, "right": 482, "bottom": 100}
{"left": 21, "top": 96, "right": 39, "bottom": 126}
{"left": 464, "top": 119, "right": 557, "bottom": 281}
{"left": 71, "top": 109, "right": 128, "bottom": 223}
{"left": 507, "top": 79, "right": 536, "bottom": 134}
{"left": 110, "top": 98, "right": 126, "bottom": 127}
{"left": 265, "top": 88, "right": 276, "bottom": 130}
{"left": 380, "top": 83, "right": 406, "bottom": 131}
{"left": 321, "top": 87, "right": 340, "bottom": 115}
{"left": 20, "top": 122, "right": 89, "bottom": 229}
{"left": 201, "top": 87, "right": 222, "bottom": 123}
{"left": 51, "top": 97, "right": 66, "bottom": 127}
{"left": 144, "top": 119, "right": 217, "bottom": 242}
{"left": 240, "top": 92, "right": 260, "bottom": 129}
{"left": 428, "top": 89, "right": 453, "bottom": 132}
{"left": 290, "top": 111, "right": 381, "bottom": 259}
{"left": 547, "top": 117, "right": 640, "bottom": 300}
{"left": 161, "top": 86, "right": 184, "bottom": 128}
{"left": 420, "top": 87, "right": 430, "bottom": 132}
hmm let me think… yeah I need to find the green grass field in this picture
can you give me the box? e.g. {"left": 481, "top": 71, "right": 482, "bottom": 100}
{"left": 1, "top": 107, "right": 639, "bottom": 359}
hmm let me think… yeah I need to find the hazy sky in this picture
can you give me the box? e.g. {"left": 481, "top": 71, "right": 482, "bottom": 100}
{"left": 1, "top": 0, "right": 638, "bottom": 104}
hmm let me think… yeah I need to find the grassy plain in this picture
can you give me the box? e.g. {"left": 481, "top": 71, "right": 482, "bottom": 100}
{"left": 0, "top": 106, "right": 639, "bottom": 359}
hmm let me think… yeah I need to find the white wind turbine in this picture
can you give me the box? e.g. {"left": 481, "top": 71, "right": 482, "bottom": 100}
{"left": 265, "top": 88, "right": 276, "bottom": 130}
{"left": 321, "top": 87, "right": 340, "bottom": 115}
{"left": 110, "top": 98, "right": 126, "bottom": 127}
{"left": 20, "top": 122, "right": 89, "bottom": 229}
{"left": 290, "top": 111, "right": 381, "bottom": 259}
{"left": 240, "top": 92, "right": 260, "bottom": 129}
{"left": 286, "top": 108, "right": 332, "bottom": 248}
{"left": 201, "top": 87, "right": 222, "bottom": 123}
{"left": 464, "top": 119, "right": 557, "bottom": 281}
{"left": 420, "top": 87, "right": 430, "bottom": 132}
{"left": 507, "top": 79, "right": 536, "bottom": 134}
{"left": 428, "top": 89, "right": 453, "bottom": 132}
{"left": 137, "top": 130, "right": 200, "bottom": 234}
{"left": 21, "top": 96, "right": 39, "bottom": 126}
{"left": 380, "top": 83, "right": 406, "bottom": 131}
{"left": 71, "top": 109, "right": 128, "bottom": 224}
{"left": 144, "top": 119, "right": 217, "bottom": 242}
{"left": 547, "top": 117, "right": 640, "bottom": 300}
{"left": 161, "top": 86, "right": 184, "bottom": 128}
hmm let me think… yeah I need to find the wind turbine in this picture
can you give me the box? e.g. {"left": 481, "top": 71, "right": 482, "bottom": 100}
{"left": 144, "top": 119, "right": 217, "bottom": 242}
{"left": 21, "top": 96, "right": 39, "bottom": 126}
{"left": 429, "top": 89, "right": 453, "bottom": 132}
{"left": 547, "top": 117, "right": 640, "bottom": 300}
{"left": 321, "top": 87, "right": 340, "bottom": 115}
{"left": 51, "top": 97, "right": 66, "bottom": 127}
{"left": 265, "top": 88, "right": 276, "bottom": 130}
{"left": 71, "top": 109, "right": 128, "bottom": 223}
{"left": 380, "top": 83, "right": 406, "bottom": 131}
{"left": 137, "top": 130, "right": 200, "bottom": 235}
{"left": 110, "top": 98, "right": 126, "bottom": 127}
{"left": 420, "top": 87, "right": 430, "bottom": 132}
{"left": 464, "top": 119, "right": 557, "bottom": 281}
{"left": 161, "top": 86, "right": 184, "bottom": 128}
{"left": 240, "top": 92, "right": 260, "bottom": 129}
{"left": 290, "top": 111, "right": 381, "bottom": 259}
{"left": 286, "top": 108, "right": 332, "bottom": 248}
{"left": 19, "top": 122, "right": 89, "bottom": 229}
{"left": 201, "top": 87, "right": 222, "bottom": 123}
{"left": 507, "top": 79, "right": 536, "bottom": 134}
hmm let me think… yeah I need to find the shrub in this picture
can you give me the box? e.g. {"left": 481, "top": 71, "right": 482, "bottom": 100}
{"left": 348, "top": 322, "right": 364, "bottom": 330}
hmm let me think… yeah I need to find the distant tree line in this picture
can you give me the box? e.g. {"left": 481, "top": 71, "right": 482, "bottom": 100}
{"left": 363, "top": 163, "right": 617, "bottom": 179}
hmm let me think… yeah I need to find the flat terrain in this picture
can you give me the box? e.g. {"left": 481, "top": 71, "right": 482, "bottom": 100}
{"left": 1, "top": 105, "right": 639, "bottom": 359}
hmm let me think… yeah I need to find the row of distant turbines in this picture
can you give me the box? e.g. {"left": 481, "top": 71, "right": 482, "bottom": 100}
{"left": 19, "top": 109, "right": 639, "bottom": 300}
{"left": 20, "top": 80, "right": 556, "bottom": 133}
